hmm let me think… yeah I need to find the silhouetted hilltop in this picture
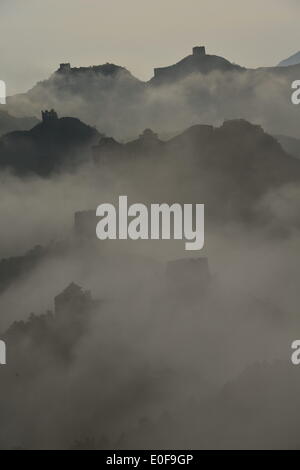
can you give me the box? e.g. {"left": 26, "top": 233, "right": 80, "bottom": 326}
{"left": 151, "top": 46, "right": 244, "bottom": 83}
{"left": 6, "top": 46, "right": 300, "bottom": 138}
{"left": 0, "top": 110, "right": 100, "bottom": 175}
{"left": 34, "top": 61, "right": 142, "bottom": 99}
{"left": 7, "top": 60, "right": 144, "bottom": 118}
{"left": 56, "top": 62, "right": 133, "bottom": 77}
{"left": 93, "top": 119, "right": 300, "bottom": 226}
{"left": 171, "top": 118, "right": 300, "bottom": 180}
{"left": 95, "top": 118, "right": 300, "bottom": 185}
{"left": 93, "top": 128, "right": 164, "bottom": 163}
{"left": 169, "top": 120, "right": 300, "bottom": 205}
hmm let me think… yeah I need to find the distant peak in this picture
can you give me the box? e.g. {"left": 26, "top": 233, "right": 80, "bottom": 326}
{"left": 152, "top": 46, "right": 242, "bottom": 83}
{"left": 278, "top": 51, "right": 300, "bottom": 67}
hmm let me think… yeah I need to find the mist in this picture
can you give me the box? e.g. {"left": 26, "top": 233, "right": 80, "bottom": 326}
{"left": 0, "top": 130, "right": 299, "bottom": 449}
{"left": 1, "top": 1, "right": 300, "bottom": 449}
{"left": 6, "top": 65, "right": 300, "bottom": 140}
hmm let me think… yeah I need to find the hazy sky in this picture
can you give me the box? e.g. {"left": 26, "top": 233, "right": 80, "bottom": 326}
{"left": 1, "top": 0, "right": 300, "bottom": 94}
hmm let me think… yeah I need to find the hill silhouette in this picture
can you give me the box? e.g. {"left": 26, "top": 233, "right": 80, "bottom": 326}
{"left": 151, "top": 46, "right": 243, "bottom": 83}
{"left": 5, "top": 45, "right": 300, "bottom": 139}
{"left": 0, "top": 110, "right": 100, "bottom": 175}
{"left": 278, "top": 51, "right": 300, "bottom": 67}
{"left": 91, "top": 119, "right": 300, "bottom": 228}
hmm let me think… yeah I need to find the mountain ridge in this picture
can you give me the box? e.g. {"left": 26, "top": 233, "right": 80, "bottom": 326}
{"left": 5, "top": 46, "right": 300, "bottom": 139}
{"left": 0, "top": 110, "right": 100, "bottom": 175}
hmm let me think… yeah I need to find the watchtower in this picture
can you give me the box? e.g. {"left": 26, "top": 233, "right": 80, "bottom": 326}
{"left": 192, "top": 46, "right": 206, "bottom": 56}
